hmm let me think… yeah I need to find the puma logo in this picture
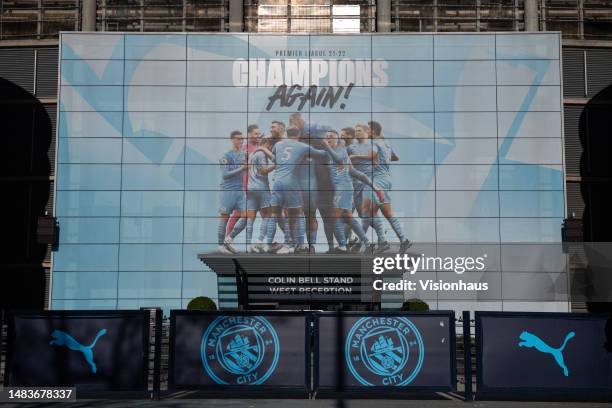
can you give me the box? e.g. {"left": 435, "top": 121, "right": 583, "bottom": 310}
{"left": 49, "top": 329, "right": 107, "bottom": 374}
{"left": 518, "top": 331, "right": 575, "bottom": 377}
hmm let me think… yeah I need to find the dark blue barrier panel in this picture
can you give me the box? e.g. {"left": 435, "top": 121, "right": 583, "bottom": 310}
{"left": 4, "top": 310, "right": 149, "bottom": 391}
{"left": 168, "top": 310, "right": 310, "bottom": 395}
{"left": 314, "top": 311, "right": 456, "bottom": 394}
{"left": 476, "top": 312, "right": 612, "bottom": 400}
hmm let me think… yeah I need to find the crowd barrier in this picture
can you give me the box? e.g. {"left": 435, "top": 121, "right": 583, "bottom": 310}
{"left": 3, "top": 310, "right": 150, "bottom": 394}
{"left": 314, "top": 311, "right": 456, "bottom": 395}
{"left": 168, "top": 310, "right": 311, "bottom": 396}
{"left": 1, "top": 309, "right": 610, "bottom": 401}
{"left": 476, "top": 311, "right": 612, "bottom": 401}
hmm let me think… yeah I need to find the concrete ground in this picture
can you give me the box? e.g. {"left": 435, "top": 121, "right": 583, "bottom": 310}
{"left": 3, "top": 399, "right": 612, "bottom": 408}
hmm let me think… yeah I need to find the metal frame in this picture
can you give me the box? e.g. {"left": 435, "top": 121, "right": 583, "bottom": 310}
{"left": 0, "top": 310, "right": 4, "bottom": 385}
{"left": 475, "top": 311, "right": 612, "bottom": 400}
{"left": 390, "top": 0, "right": 526, "bottom": 33}
{"left": 0, "top": 0, "right": 81, "bottom": 40}
{"left": 167, "top": 309, "right": 312, "bottom": 396}
{"left": 152, "top": 308, "right": 163, "bottom": 400}
{"left": 312, "top": 310, "right": 457, "bottom": 396}
{"left": 462, "top": 310, "right": 473, "bottom": 401}
{"left": 3, "top": 309, "right": 151, "bottom": 392}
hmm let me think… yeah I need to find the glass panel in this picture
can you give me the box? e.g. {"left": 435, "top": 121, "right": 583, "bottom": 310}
{"left": 187, "top": 87, "right": 248, "bottom": 111}
{"left": 58, "top": 217, "right": 120, "bottom": 244}
{"left": 56, "top": 164, "right": 121, "bottom": 190}
{"left": 56, "top": 191, "right": 121, "bottom": 217}
{"left": 499, "top": 191, "right": 565, "bottom": 217}
{"left": 372, "top": 35, "right": 434, "bottom": 60}
{"left": 125, "top": 86, "right": 186, "bottom": 111}
{"left": 122, "top": 138, "right": 185, "bottom": 164}
{"left": 120, "top": 217, "right": 184, "bottom": 243}
{"left": 59, "top": 112, "right": 123, "bottom": 138}
{"left": 436, "top": 138, "right": 498, "bottom": 164}
{"left": 498, "top": 111, "right": 562, "bottom": 138}
{"left": 434, "top": 60, "right": 496, "bottom": 86}
{"left": 53, "top": 244, "right": 119, "bottom": 271}
{"left": 436, "top": 191, "right": 500, "bottom": 217}
{"left": 62, "top": 34, "right": 124, "bottom": 60}
{"left": 434, "top": 34, "right": 495, "bottom": 60}
{"left": 60, "top": 86, "right": 123, "bottom": 111}
{"left": 118, "top": 244, "right": 182, "bottom": 271}
{"left": 61, "top": 60, "right": 124, "bottom": 86}
{"left": 495, "top": 33, "right": 560, "bottom": 59}
{"left": 58, "top": 138, "right": 122, "bottom": 164}
{"left": 118, "top": 272, "right": 182, "bottom": 298}
{"left": 499, "top": 138, "right": 563, "bottom": 164}
{"left": 125, "top": 60, "right": 186, "bottom": 85}
{"left": 121, "top": 191, "right": 184, "bottom": 216}
{"left": 498, "top": 164, "right": 564, "bottom": 190}
{"left": 52, "top": 272, "right": 118, "bottom": 300}
{"left": 436, "top": 164, "right": 498, "bottom": 190}
{"left": 121, "top": 164, "right": 185, "bottom": 190}
{"left": 497, "top": 85, "right": 561, "bottom": 111}
{"left": 434, "top": 86, "right": 497, "bottom": 111}
{"left": 124, "top": 34, "right": 187, "bottom": 60}
{"left": 124, "top": 112, "right": 186, "bottom": 138}
{"left": 435, "top": 112, "right": 497, "bottom": 138}
{"left": 371, "top": 113, "right": 435, "bottom": 138}
{"left": 188, "top": 34, "right": 248, "bottom": 60}
{"left": 496, "top": 59, "right": 560, "bottom": 86}
{"left": 436, "top": 218, "right": 500, "bottom": 243}
{"left": 372, "top": 87, "right": 434, "bottom": 112}
{"left": 500, "top": 218, "right": 563, "bottom": 242}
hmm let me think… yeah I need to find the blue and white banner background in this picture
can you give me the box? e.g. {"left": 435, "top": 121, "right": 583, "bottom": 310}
{"left": 52, "top": 32, "right": 565, "bottom": 311}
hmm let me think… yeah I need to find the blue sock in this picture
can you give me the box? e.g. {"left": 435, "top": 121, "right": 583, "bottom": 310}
{"left": 280, "top": 217, "right": 291, "bottom": 244}
{"left": 218, "top": 217, "right": 229, "bottom": 245}
{"left": 245, "top": 218, "right": 255, "bottom": 244}
{"left": 388, "top": 217, "right": 406, "bottom": 241}
{"left": 308, "top": 216, "right": 317, "bottom": 245}
{"left": 267, "top": 217, "right": 277, "bottom": 245}
{"left": 323, "top": 217, "right": 335, "bottom": 251}
{"left": 362, "top": 217, "right": 371, "bottom": 234}
{"left": 230, "top": 217, "right": 247, "bottom": 239}
{"left": 349, "top": 218, "right": 369, "bottom": 244}
{"left": 373, "top": 217, "right": 387, "bottom": 243}
{"left": 334, "top": 219, "right": 347, "bottom": 246}
{"left": 258, "top": 217, "right": 269, "bottom": 242}
{"left": 296, "top": 214, "right": 306, "bottom": 245}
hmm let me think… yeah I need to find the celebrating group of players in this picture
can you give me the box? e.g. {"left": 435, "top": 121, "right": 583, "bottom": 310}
{"left": 216, "top": 112, "right": 412, "bottom": 255}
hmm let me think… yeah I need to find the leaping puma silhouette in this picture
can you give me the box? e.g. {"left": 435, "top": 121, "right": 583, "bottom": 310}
{"left": 518, "top": 331, "right": 575, "bottom": 377}
{"left": 49, "top": 329, "right": 107, "bottom": 374}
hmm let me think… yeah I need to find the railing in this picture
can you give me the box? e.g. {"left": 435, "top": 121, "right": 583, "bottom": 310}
{"left": 244, "top": 0, "right": 376, "bottom": 33}
{"left": 541, "top": 0, "right": 612, "bottom": 40}
{"left": 97, "top": 0, "right": 229, "bottom": 33}
{"left": 2, "top": 1, "right": 612, "bottom": 41}
{"left": 391, "top": 0, "right": 525, "bottom": 33}
{"left": 0, "top": 0, "right": 81, "bottom": 40}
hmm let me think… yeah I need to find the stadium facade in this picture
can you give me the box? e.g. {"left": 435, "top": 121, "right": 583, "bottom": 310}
{"left": 1, "top": 0, "right": 611, "bottom": 314}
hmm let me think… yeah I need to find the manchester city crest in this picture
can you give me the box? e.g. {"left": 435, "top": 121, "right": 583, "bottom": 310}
{"left": 201, "top": 316, "right": 280, "bottom": 385}
{"left": 345, "top": 317, "right": 424, "bottom": 386}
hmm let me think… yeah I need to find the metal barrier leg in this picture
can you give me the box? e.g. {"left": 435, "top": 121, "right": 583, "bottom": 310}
{"left": 462, "top": 310, "right": 473, "bottom": 401}
{"left": 153, "top": 308, "right": 162, "bottom": 400}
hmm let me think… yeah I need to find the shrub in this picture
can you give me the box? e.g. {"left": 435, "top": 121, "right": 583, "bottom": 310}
{"left": 187, "top": 296, "right": 217, "bottom": 311}
{"left": 400, "top": 298, "right": 429, "bottom": 311}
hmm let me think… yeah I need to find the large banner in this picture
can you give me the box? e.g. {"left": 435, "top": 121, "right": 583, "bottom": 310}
{"left": 53, "top": 32, "right": 565, "bottom": 310}
{"left": 476, "top": 312, "right": 612, "bottom": 397}
{"left": 169, "top": 311, "right": 310, "bottom": 392}
{"left": 4, "top": 311, "right": 149, "bottom": 390}
{"left": 315, "top": 311, "right": 455, "bottom": 392}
